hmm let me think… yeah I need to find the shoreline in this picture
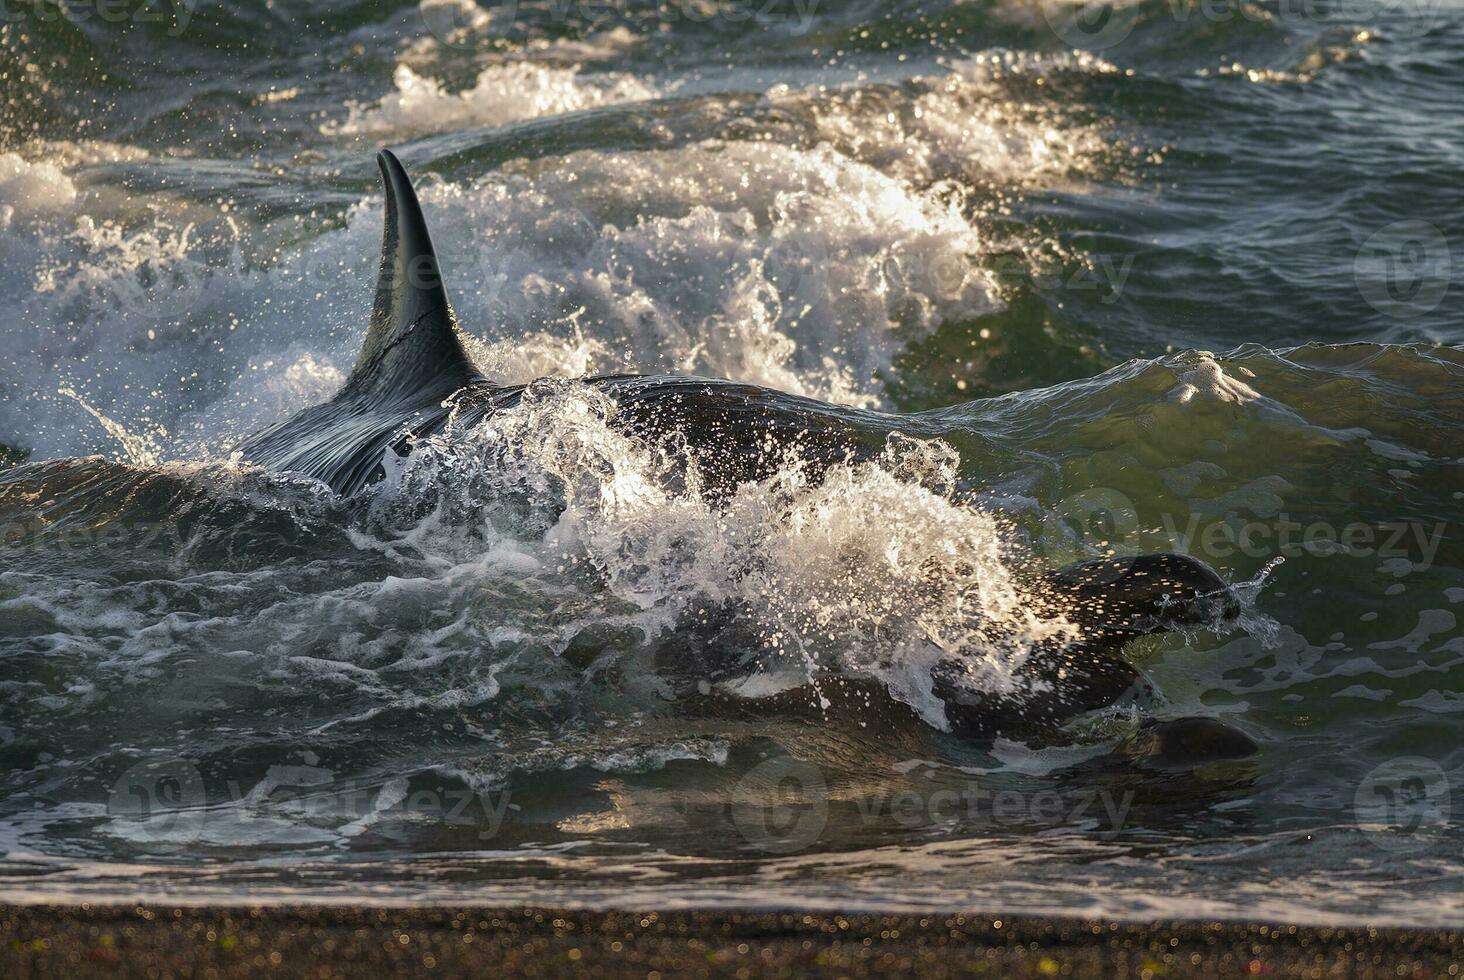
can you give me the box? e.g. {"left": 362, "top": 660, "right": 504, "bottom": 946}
{"left": 3, "top": 905, "right": 1458, "bottom": 977}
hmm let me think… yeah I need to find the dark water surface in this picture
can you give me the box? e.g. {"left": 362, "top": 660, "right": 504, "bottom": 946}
{"left": 0, "top": 0, "right": 1460, "bottom": 923}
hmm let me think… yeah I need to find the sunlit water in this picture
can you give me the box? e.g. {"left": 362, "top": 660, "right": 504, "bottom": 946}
{"left": 0, "top": 0, "right": 1461, "bottom": 925}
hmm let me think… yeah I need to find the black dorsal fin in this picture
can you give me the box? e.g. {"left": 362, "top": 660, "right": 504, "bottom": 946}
{"left": 342, "top": 149, "right": 479, "bottom": 403}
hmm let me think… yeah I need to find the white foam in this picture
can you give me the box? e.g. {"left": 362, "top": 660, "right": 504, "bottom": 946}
{"left": 1334, "top": 684, "right": 1390, "bottom": 701}
{"left": 366, "top": 387, "right": 1072, "bottom": 729}
{"left": 445, "top": 137, "right": 993, "bottom": 405}
{"left": 962, "top": 737, "right": 1114, "bottom": 776}
{"left": 326, "top": 62, "right": 658, "bottom": 137}
{"left": 0, "top": 122, "right": 1003, "bottom": 458}
{"left": 1166, "top": 354, "right": 1264, "bottom": 405}
{"left": 0, "top": 152, "right": 76, "bottom": 229}
{"left": 1365, "top": 609, "right": 1456, "bottom": 653}
{"left": 1398, "top": 690, "right": 1464, "bottom": 714}
{"left": 0, "top": 50, "right": 1132, "bottom": 461}
{"left": 833, "top": 50, "right": 1117, "bottom": 187}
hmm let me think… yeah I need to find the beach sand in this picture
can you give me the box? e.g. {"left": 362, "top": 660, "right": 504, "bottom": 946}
{"left": 2, "top": 905, "right": 1457, "bottom": 977}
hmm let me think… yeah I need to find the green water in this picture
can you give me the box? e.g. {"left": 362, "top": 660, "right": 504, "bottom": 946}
{"left": 0, "top": 0, "right": 1459, "bottom": 923}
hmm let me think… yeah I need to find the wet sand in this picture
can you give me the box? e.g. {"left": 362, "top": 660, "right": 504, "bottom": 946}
{"left": 1, "top": 905, "right": 1457, "bottom": 977}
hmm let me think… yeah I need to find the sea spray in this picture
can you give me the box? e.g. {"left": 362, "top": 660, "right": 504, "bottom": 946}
{"left": 363, "top": 383, "right": 1076, "bottom": 728}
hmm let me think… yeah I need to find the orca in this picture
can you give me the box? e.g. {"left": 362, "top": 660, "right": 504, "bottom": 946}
{"left": 234, "top": 150, "right": 1254, "bottom": 759}
{"left": 235, "top": 149, "right": 872, "bottom": 497}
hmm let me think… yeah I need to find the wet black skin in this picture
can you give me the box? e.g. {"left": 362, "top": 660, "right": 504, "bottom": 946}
{"left": 925, "top": 553, "right": 1243, "bottom": 740}
{"left": 234, "top": 150, "right": 1258, "bottom": 764}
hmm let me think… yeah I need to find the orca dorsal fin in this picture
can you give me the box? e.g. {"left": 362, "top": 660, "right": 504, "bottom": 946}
{"left": 342, "top": 149, "right": 480, "bottom": 403}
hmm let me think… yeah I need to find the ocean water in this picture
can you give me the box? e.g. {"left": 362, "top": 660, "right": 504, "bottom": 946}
{"left": 0, "top": 0, "right": 1461, "bottom": 925}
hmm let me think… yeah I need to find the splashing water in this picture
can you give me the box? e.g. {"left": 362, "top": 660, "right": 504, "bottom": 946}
{"left": 359, "top": 384, "right": 1076, "bottom": 729}
{"left": 0, "top": 0, "right": 1460, "bottom": 927}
